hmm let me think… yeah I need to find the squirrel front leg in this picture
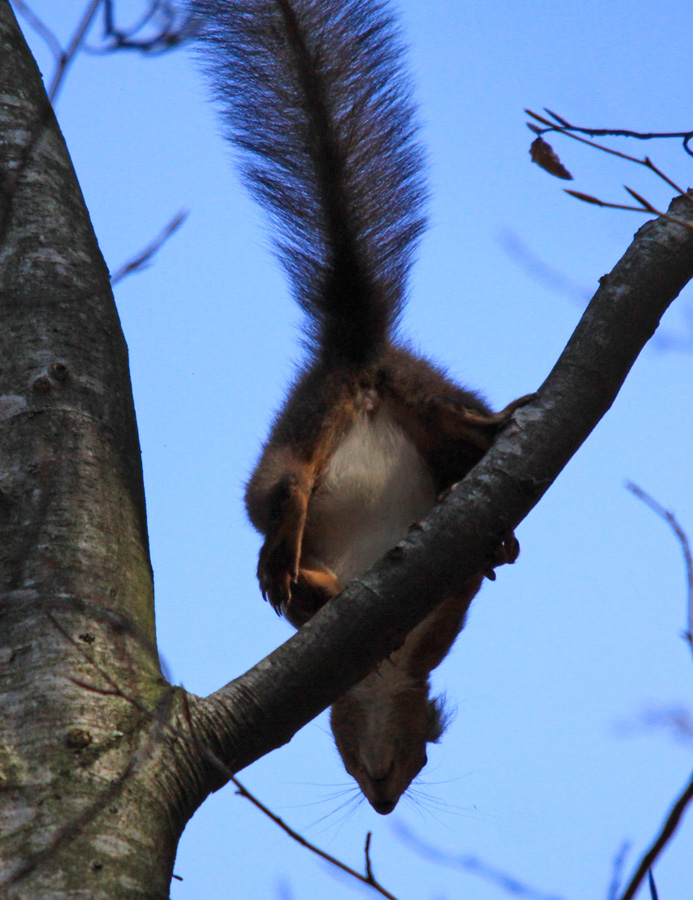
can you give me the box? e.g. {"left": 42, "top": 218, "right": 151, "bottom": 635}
{"left": 245, "top": 395, "right": 350, "bottom": 619}
{"left": 248, "top": 460, "right": 314, "bottom": 612}
{"left": 248, "top": 460, "right": 342, "bottom": 621}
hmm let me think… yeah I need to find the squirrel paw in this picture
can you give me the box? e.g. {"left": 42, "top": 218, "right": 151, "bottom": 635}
{"left": 492, "top": 392, "right": 536, "bottom": 424}
{"left": 256, "top": 473, "right": 312, "bottom": 612}
{"left": 461, "top": 392, "right": 536, "bottom": 431}
{"left": 257, "top": 539, "right": 299, "bottom": 613}
{"left": 483, "top": 530, "right": 520, "bottom": 581}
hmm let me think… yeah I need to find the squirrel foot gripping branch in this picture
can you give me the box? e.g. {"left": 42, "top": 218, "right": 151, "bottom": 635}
{"left": 192, "top": 0, "right": 528, "bottom": 813}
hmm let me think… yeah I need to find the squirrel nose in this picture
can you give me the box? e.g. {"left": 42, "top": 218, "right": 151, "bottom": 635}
{"left": 372, "top": 798, "right": 397, "bottom": 815}
{"left": 366, "top": 763, "right": 398, "bottom": 814}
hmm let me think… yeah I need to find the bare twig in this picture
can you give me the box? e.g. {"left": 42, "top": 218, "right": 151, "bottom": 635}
{"left": 626, "top": 482, "right": 693, "bottom": 655}
{"left": 564, "top": 191, "right": 693, "bottom": 233}
{"left": 498, "top": 230, "right": 591, "bottom": 306}
{"left": 616, "top": 705, "right": 693, "bottom": 747}
{"left": 526, "top": 110, "right": 688, "bottom": 195}
{"left": 14, "top": 0, "right": 188, "bottom": 106}
{"left": 48, "top": 609, "right": 165, "bottom": 704}
{"left": 99, "top": 0, "right": 191, "bottom": 53}
{"left": 232, "top": 778, "right": 399, "bottom": 900}
{"left": 617, "top": 769, "right": 693, "bottom": 900}
{"left": 526, "top": 109, "right": 693, "bottom": 221}
{"left": 528, "top": 110, "right": 693, "bottom": 159}
{"left": 393, "top": 821, "right": 568, "bottom": 900}
{"left": 11, "top": 0, "right": 62, "bottom": 58}
{"left": 365, "top": 831, "right": 375, "bottom": 882}
{"left": 653, "top": 304, "right": 693, "bottom": 354}
{"left": 609, "top": 485, "right": 693, "bottom": 896}
{"left": 606, "top": 841, "right": 631, "bottom": 900}
{"left": 110, "top": 210, "right": 188, "bottom": 285}
{"left": 47, "top": 0, "right": 103, "bottom": 104}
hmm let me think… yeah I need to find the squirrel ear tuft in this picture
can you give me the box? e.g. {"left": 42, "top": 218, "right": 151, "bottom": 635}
{"left": 426, "top": 694, "right": 455, "bottom": 743}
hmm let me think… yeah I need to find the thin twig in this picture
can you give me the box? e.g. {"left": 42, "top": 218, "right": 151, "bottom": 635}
{"left": 606, "top": 841, "right": 631, "bottom": 900}
{"left": 11, "top": 0, "right": 63, "bottom": 58}
{"left": 526, "top": 110, "right": 693, "bottom": 165}
{"left": 98, "top": 0, "right": 190, "bottom": 53}
{"left": 231, "top": 778, "right": 399, "bottom": 900}
{"left": 110, "top": 210, "right": 188, "bottom": 285}
{"left": 498, "top": 230, "right": 591, "bottom": 306}
{"left": 526, "top": 109, "right": 693, "bottom": 217}
{"left": 564, "top": 192, "right": 693, "bottom": 233}
{"left": 617, "top": 769, "right": 693, "bottom": 900}
{"left": 565, "top": 190, "right": 654, "bottom": 213}
{"left": 47, "top": 0, "right": 103, "bottom": 104}
{"left": 540, "top": 110, "right": 693, "bottom": 159}
{"left": 626, "top": 482, "right": 693, "bottom": 655}
{"left": 365, "top": 832, "right": 375, "bottom": 881}
{"left": 393, "top": 821, "right": 568, "bottom": 900}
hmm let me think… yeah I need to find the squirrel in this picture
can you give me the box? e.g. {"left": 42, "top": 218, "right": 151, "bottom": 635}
{"left": 192, "top": 0, "right": 527, "bottom": 813}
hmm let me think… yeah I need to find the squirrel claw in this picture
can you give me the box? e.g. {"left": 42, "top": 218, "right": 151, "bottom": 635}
{"left": 257, "top": 557, "right": 293, "bottom": 614}
{"left": 256, "top": 519, "right": 303, "bottom": 613}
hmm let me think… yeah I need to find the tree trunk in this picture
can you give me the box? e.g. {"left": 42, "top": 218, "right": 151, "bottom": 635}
{"left": 0, "top": 2, "right": 181, "bottom": 895}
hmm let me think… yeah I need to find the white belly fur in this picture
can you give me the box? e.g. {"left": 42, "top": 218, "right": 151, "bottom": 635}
{"left": 304, "top": 407, "right": 436, "bottom": 586}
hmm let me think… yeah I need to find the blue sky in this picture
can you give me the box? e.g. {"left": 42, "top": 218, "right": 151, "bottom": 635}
{"left": 17, "top": 0, "right": 693, "bottom": 897}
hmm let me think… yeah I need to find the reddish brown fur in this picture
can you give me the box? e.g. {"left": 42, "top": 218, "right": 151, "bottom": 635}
{"left": 246, "top": 346, "right": 525, "bottom": 811}
{"left": 194, "top": 0, "right": 526, "bottom": 813}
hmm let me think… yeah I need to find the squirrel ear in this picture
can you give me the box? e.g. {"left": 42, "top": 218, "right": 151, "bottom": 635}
{"left": 426, "top": 694, "right": 454, "bottom": 743}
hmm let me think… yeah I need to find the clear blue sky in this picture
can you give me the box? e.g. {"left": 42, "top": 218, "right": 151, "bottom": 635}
{"left": 18, "top": 0, "right": 693, "bottom": 897}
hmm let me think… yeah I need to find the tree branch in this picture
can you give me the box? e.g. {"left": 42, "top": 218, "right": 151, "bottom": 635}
{"left": 617, "top": 769, "right": 693, "bottom": 900}
{"left": 187, "top": 193, "right": 693, "bottom": 791}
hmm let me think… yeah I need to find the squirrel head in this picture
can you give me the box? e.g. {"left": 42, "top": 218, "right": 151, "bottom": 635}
{"left": 330, "top": 664, "right": 447, "bottom": 814}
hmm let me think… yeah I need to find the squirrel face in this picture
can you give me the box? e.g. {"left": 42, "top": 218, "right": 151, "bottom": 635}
{"left": 330, "top": 663, "right": 444, "bottom": 814}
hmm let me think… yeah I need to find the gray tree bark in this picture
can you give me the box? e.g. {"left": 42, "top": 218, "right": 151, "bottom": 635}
{"left": 1, "top": 2, "right": 692, "bottom": 897}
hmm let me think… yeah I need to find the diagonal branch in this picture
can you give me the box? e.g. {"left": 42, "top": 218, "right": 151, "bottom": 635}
{"left": 617, "top": 769, "right": 693, "bottom": 900}
{"left": 187, "top": 192, "right": 693, "bottom": 790}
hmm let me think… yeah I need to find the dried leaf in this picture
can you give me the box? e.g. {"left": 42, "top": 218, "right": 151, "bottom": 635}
{"left": 530, "top": 137, "right": 573, "bottom": 180}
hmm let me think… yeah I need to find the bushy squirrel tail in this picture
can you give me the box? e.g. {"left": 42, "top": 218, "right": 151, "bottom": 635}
{"left": 191, "top": 0, "right": 427, "bottom": 365}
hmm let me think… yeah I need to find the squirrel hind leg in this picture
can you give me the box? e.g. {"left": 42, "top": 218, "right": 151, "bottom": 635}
{"left": 482, "top": 530, "right": 520, "bottom": 581}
